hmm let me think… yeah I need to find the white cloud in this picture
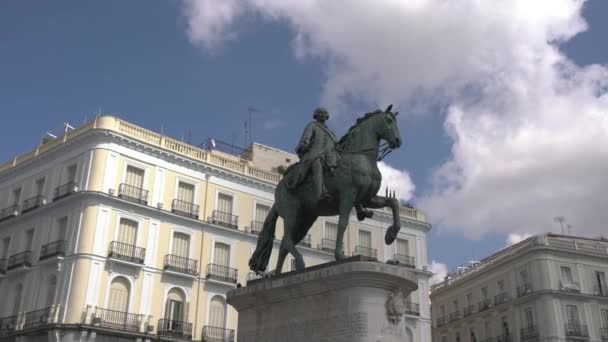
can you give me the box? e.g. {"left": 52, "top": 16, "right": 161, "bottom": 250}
{"left": 377, "top": 161, "right": 415, "bottom": 202}
{"left": 182, "top": 0, "right": 608, "bottom": 239}
{"left": 506, "top": 233, "right": 533, "bottom": 247}
{"left": 429, "top": 260, "right": 448, "bottom": 286}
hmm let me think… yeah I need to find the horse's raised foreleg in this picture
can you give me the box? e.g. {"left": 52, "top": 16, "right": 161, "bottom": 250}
{"left": 364, "top": 195, "right": 401, "bottom": 245}
{"left": 335, "top": 196, "right": 354, "bottom": 260}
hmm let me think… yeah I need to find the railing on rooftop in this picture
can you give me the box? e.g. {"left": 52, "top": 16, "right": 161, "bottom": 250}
{"left": 202, "top": 325, "right": 235, "bottom": 342}
{"left": 163, "top": 254, "right": 198, "bottom": 276}
{"left": 22, "top": 195, "right": 46, "bottom": 213}
{"left": 118, "top": 183, "right": 148, "bottom": 205}
{"left": 171, "top": 199, "right": 199, "bottom": 219}
{"left": 210, "top": 210, "right": 238, "bottom": 230}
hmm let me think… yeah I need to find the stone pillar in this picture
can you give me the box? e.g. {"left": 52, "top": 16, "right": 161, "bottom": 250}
{"left": 227, "top": 257, "right": 418, "bottom": 342}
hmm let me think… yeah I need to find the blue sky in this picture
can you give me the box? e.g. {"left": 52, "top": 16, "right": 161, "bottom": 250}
{"left": 2, "top": 1, "right": 607, "bottom": 275}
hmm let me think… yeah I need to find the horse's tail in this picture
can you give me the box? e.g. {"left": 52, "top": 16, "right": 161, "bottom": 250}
{"left": 249, "top": 204, "right": 279, "bottom": 273}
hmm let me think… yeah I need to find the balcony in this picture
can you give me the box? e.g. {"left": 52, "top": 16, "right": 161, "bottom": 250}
{"left": 163, "top": 254, "right": 198, "bottom": 277}
{"left": 158, "top": 318, "right": 192, "bottom": 340}
{"left": 91, "top": 307, "right": 141, "bottom": 332}
{"left": 7, "top": 251, "right": 33, "bottom": 271}
{"left": 23, "top": 307, "right": 56, "bottom": 330}
{"left": 593, "top": 285, "right": 608, "bottom": 297}
{"left": 496, "top": 335, "right": 513, "bottom": 342}
{"left": 0, "top": 259, "right": 6, "bottom": 276}
{"left": 494, "top": 292, "right": 509, "bottom": 306}
{"left": 118, "top": 183, "right": 148, "bottom": 205}
{"left": 22, "top": 195, "right": 46, "bottom": 213}
{"left": 520, "top": 326, "right": 539, "bottom": 341}
{"left": 517, "top": 283, "right": 533, "bottom": 297}
{"left": 202, "top": 326, "right": 235, "bottom": 342}
{"left": 449, "top": 311, "right": 461, "bottom": 322}
{"left": 53, "top": 181, "right": 78, "bottom": 200}
{"left": 206, "top": 263, "right": 238, "bottom": 284}
{"left": 39, "top": 240, "right": 67, "bottom": 261}
{"left": 600, "top": 327, "right": 608, "bottom": 341}
{"left": 405, "top": 302, "right": 420, "bottom": 316}
{"left": 246, "top": 271, "right": 262, "bottom": 283}
{"left": 0, "top": 204, "right": 19, "bottom": 222}
{"left": 0, "top": 315, "right": 18, "bottom": 338}
{"left": 172, "top": 199, "right": 199, "bottom": 219}
{"left": 394, "top": 254, "right": 416, "bottom": 268}
{"left": 354, "top": 245, "right": 377, "bottom": 259}
{"left": 249, "top": 220, "right": 264, "bottom": 234}
{"left": 298, "top": 234, "right": 311, "bottom": 248}
{"left": 560, "top": 280, "right": 581, "bottom": 292}
{"left": 463, "top": 305, "right": 476, "bottom": 317}
{"left": 320, "top": 238, "right": 336, "bottom": 252}
{"left": 210, "top": 210, "right": 238, "bottom": 230}
{"left": 437, "top": 316, "right": 448, "bottom": 327}
{"left": 108, "top": 241, "right": 145, "bottom": 265}
{"left": 478, "top": 299, "right": 491, "bottom": 312}
{"left": 564, "top": 323, "right": 589, "bottom": 338}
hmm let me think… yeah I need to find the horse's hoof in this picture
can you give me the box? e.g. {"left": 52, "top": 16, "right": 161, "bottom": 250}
{"left": 384, "top": 225, "right": 401, "bottom": 245}
{"left": 356, "top": 210, "right": 374, "bottom": 221}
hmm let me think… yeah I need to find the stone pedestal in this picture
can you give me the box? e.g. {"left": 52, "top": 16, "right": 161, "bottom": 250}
{"left": 227, "top": 257, "right": 418, "bottom": 342}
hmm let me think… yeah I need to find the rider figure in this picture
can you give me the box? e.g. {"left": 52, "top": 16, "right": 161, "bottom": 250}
{"left": 295, "top": 107, "right": 339, "bottom": 201}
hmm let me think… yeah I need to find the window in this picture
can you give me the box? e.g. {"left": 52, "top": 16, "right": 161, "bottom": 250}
{"left": 118, "top": 218, "right": 138, "bottom": 246}
{"left": 596, "top": 271, "right": 607, "bottom": 295}
{"left": 177, "top": 181, "right": 195, "bottom": 204}
{"left": 1, "top": 237, "right": 10, "bottom": 258}
{"left": 601, "top": 309, "right": 608, "bottom": 329}
{"left": 25, "top": 229, "right": 34, "bottom": 251}
{"left": 484, "top": 321, "right": 492, "bottom": 339}
{"left": 46, "top": 275, "right": 57, "bottom": 306}
{"left": 481, "top": 287, "right": 488, "bottom": 300}
{"left": 214, "top": 242, "right": 230, "bottom": 267}
{"left": 66, "top": 164, "right": 77, "bottom": 183}
{"left": 57, "top": 217, "right": 68, "bottom": 241}
{"left": 217, "top": 193, "right": 233, "bottom": 215}
{"left": 455, "top": 333, "right": 461, "bottom": 342}
{"left": 254, "top": 203, "right": 270, "bottom": 223}
{"left": 440, "top": 305, "right": 446, "bottom": 317}
{"left": 524, "top": 308, "right": 535, "bottom": 328}
{"left": 172, "top": 233, "right": 190, "bottom": 258}
{"left": 561, "top": 267, "right": 573, "bottom": 282}
{"left": 466, "top": 293, "right": 473, "bottom": 305}
{"left": 453, "top": 300, "right": 459, "bottom": 312}
{"left": 520, "top": 269, "right": 529, "bottom": 284}
{"left": 502, "top": 317, "right": 510, "bottom": 337}
{"left": 165, "top": 288, "right": 186, "bottom": 322}
{"left": 108, "top": 277, "right": 130, "bottom": 312}
{"left": 396, "top": 238, "right": 409, "bottom": 256}
{"left": 565, "top": 305, "right": 580, "bottom": 325}
{"left": 209, "top": 296, "right": 226, "bottom": 328}
{"left": 125, "top": 165, "right": 144, "bottom": 189}
{"left": 325, "top": 222, "right": 338, "bottom": 240}
{"left": 36, "top": 178, "right": 45, "bottom": 196}
{"left": 358, "top": 230, "right": 371, "bottom": 248}
{"left": 470, "top": 328, "right": 477, "bottom": 342}
{"left": 12, "top": 188, "right": 21, "bottom": 206}
{"left": 497, "top": 280, "right": 505, "bottom": 292}
{"left": 13, "top": 284, "right": 23, "bottom": 314}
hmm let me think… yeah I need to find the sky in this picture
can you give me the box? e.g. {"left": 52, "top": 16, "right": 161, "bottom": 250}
{"left": 1, "top": 0, "right": 607, "bottom": 281}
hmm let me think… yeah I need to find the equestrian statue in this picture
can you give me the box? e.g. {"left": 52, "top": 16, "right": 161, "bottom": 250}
{"left": 249, "top": 105, "right": 403, "bottom": 275}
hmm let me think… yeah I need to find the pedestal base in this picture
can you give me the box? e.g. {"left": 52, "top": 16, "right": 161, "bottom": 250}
{"left": 227, "top": 257, "right": 418, "bottom": 342}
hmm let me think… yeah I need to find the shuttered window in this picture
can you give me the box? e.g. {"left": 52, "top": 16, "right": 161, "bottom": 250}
{"left": 12, "top": 188, "right": 21, "bottom": 206}
{"left": 217, "top": 193, "right": 233, "bottom": 214}
{"left": 255, "top": 203, "right": 270, "bottom": 223}
{"left": 166, "top": 288, "right": 186, "bottom": 321}
{"left": 57, "top": 217, "right": 68, "bottom": 241}
{"left": 396, "top": 238, "right": 409, "bottom": 255}
{"left": 46, "top": 276, "right": 57, "bottom": 306}
{"left": 209, "top": 296, "right": 226, "bottom": 328}
{"left": 325, "top": 222, "right": 337, "bottom": 240}
{"left": 25, "top": 230, "right": 34, "bottom": 251}
{"left": 601, "top": 309, "right": 608, "bottom": 329}
{"left": 125, "top": 166, "right": 144, "bottom": 189}
{"left": 524, "top": 308, "right": 534, "bottom": 328}
{"left": 177, "top": 182, "right": 195, "bottom": 203}
{"left": 36, "top": 178, "right": 45, "bottom": 196}
{"left": 214, "top": 243, "right": 230, "bottom": 267}
{"left": 561, "top": 267, "right": 573, "bottom": 282}
{"left": 108, "top": 277, "right": 130, "bottom": 312}
{"left": 118, "top": 219, "right": 138, "bottom": 246}
{"left": 13, "top": 284, "right": 23, "bottom": 315}
{"left": 66, "top": 165, "right": 77, "bottom": 183}
{"left": 1, "top": 237, "right": 9, "bottom": 258}
{"left": 172, "top": 233, "right": 190, "bottom": 258}
{"left": 565, "top": 305, "right": 579, "bottom": 324}
{"left": 358, "top": 230, "right": 371, "bottom": 249}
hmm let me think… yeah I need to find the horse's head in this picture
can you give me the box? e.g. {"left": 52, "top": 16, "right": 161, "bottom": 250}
{"left": 379, "top": 104, "right": 402, "bottom": 149}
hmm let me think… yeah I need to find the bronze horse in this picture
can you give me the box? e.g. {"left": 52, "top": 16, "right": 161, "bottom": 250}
{"left": 250, "top": 105, "right": 403, "bottom": 275}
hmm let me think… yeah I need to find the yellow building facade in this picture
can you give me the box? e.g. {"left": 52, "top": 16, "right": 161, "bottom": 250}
{"left": 0, "top": 116, "right": 432, "bottom": 342}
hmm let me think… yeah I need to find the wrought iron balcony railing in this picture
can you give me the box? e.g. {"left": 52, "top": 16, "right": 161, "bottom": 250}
{"left": 118, "top": 183, "right": 148, "bottom": 205}
{"left": 600, "top": 327, "right": 608, "bottom": 340}
{"left": 53, "top": 181, "right": 78, "bottom": 200}
{"left": 7, "top": 251, "right": 33, "bottom": 270}
{"left": 449, "top": 311, "right": 461, "bottom": 322}
{"left": 560, "top": 280, "right": 581, "bottom": 292}
{"left": 354, "top": 245, "right": 377, "bottom": 259}
{"left": 202, "top": 326, "right": 235, "bottom": 342}
{"left": 463, "top": 305, "right": 476, "bottom": 317}
{"left": 91, "top": 307, "right": 141, "bottom": 332}
{"left": 405, "top": 302, "right": 420, "bottom": 316}
{"left": 565, "top": 323, "right": 589, "bottom": 338}
{"left": 478, "top": 299, "right": 491, "bottom": 312}
{"left": 172, "top": 199, "right": 199, "bottom": 219}
{"left": 520, "top": 325, "right": 539, "bottom": 341}
{"left": 320, "top": 238, "right": 336, "bottom": 252}
{"left": 249, "top": 220, "right": 264, "bottom": 234}
{"left": 494, "top": 292, "right": 509, "bottom": 306}
{"left": 437, "top": 316, "right": 448, "bottom": 327}
{"left": 0, "top": 259, "right": 6, "bottom": 275}
{"left": 158, "top": 318, "right": 192, "bottom": 340}
{"left": 206, "top": 263, "right": 238, "bottom": 284}
{"left": 593, "top": 285, "right": 608, "bottom": 297}
{"left": 163, "top": 254, "right": 198, "bottom": 276}
{"left": 22, "top": 195, "right": 46, "bottom": 213}
{"left": 394, "top": 254, "right": 416, "bottom": 268}
{"left": 0, "top": 315, "right": 18, "bottom": 338}
{"left": 0, "top": 204, "right": 19, "bottom": 221}
{"left": 108, "top": 241, "right": 145, "bottom": 264}
{"left": 298, "top": 234, "right": 311, "bottom": 248}
{"left": 39, "top": 240, "right": 67, "bottom": 260}
{"left": 247, "top": 271, "right": 262, "bottom": 283}
{"left": 23, "top": 307, "right": 54, "bottom": 330}
{"left": 517, "top": 283, "right": 533, "bottom": 297}
{"left": 210, "top": 210, "right": 238, "bottom": 229}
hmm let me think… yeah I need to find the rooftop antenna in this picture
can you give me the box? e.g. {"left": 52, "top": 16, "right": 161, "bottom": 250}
{"left": 247, "top": 106, "right": 260, "bottom": 146}
{"left": 567, "top": 224, "right": 572, "bottom": 235}
{"left": 553, "top": 216, "right": 566, "bottom": 234}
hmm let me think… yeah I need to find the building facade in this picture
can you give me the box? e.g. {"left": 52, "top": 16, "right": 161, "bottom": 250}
{"left": 0, "top": 115, "right": 432, "bottom": 342}
{"left": 430, "top": 234, "right": 608, "bottom": 342}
